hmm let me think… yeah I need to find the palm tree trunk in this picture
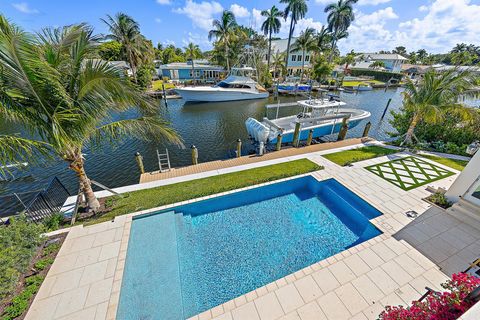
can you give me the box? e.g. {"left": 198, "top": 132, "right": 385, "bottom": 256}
{"left": 267, "top": 32, "right": 272, "bottom": 72}
{"left": 67, "top": 152, "right": 100, "bottom": 211}
{"left": 285, "top": 17, "right": 295, "bottom": 75}
{"left": 403, "top": 113, "right": 420, "bottom": 145}
{"left": 225, "top": 45, "right": 230, "bottom": 72}
{"left": 328, "top": 36, "right": 336, "bottom": 63}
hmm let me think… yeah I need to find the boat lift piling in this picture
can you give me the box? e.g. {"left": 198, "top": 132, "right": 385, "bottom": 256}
{"left": 381, "top": 98, "right": 392, "bottom": 119}
{"left": 362, "top": 121, "right": 372, "bottom": 137}
{"left": 236, "top": 139, "right": 242, "bottom": 158}
{"left": 337, "top": 117, "right": 349, "bottom": 141}
{"left": 292, "top": 121, "right": 301, "bottom": 147}
{"left": 306, "top": 129, "right": 314, "bottom": 146}
{"left": 191, "top": 145, "right": 198, "bottom": 165}
{"left": 275, "top": 134, "right": 283, "bottom": 151}
{"left": 162, "top": 83, "right": 168, "bottom": 108}
{"left": 135, "top": 152, "right": 145, "bottom": 174}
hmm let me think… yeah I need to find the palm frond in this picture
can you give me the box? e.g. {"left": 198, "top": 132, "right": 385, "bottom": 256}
{"left": 0, "top": 134, "right": 52, "bottom": 170}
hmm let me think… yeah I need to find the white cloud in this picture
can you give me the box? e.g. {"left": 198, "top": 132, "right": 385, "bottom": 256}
{"left": 395, "top": 0, "right": 480, "bottom": 52}
{"left": 279, "top": 17, "right": 324, "bottom": 37}
{"left": 358, "top": 0, "right": 391, "bottom": 5}
{"left": 252, "top": 8, "right": 264, "bottom": 30}
{"left": 156, "top": 0, "right": 171, "bottom": 5}
{"left": 155, "top": 18, "right": 162, "bottom": 23}
{"left": 230, "top": 4, "right": 250, "bottom": 18}
{"left": 174, "top": 0, "right": 223, "bottom": 31}
{"left": 182, "top": 32, "right": 211, "bottom": 49}
{"left": 419, "top": 5, "right": 429, "bottom": 12}
{"left": 12, "top": 2, "right": 38, "bottom": 14}
{"left": 337, "top": 7, "right": 398, "bottom": 53}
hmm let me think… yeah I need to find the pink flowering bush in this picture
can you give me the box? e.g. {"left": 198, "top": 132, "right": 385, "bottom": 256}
{"left": 379, "top": 273, "right": 480, "bottom": 320}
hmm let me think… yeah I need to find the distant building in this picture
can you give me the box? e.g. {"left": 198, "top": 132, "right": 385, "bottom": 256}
{"left": 431, "top": 64, "right": 480, "bottom": 75}
{"left": 401, "top": 64, "right": 431, "bottom": 79}
{"left": 352, "top": 53, "right": 408, "bottom": 72}
{"left": 267, "top": 38, "right": 314, "bottom": 76}
{"left": 155, "top": 60, "right": 224, "bottom": 82}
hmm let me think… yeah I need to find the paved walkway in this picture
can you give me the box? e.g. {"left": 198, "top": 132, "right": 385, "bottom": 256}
{"left": 139, "top": 138, "right": 365, "bottom": 183}
{"left": 26, "top": 144, "right": 480, "bottom": 320}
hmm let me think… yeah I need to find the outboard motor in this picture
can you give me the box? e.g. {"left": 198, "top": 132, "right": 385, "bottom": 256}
{"left": 245, "top": 118, "right": 270, "bottom": 144}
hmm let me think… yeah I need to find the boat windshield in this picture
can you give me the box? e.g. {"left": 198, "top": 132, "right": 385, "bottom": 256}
{"left": 216, "top": 81, "right": 252, "bottom": 89}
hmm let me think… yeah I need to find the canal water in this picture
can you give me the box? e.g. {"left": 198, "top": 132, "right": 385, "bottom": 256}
{"left": 1, "top": 88, "right": 406, "bottom": 198}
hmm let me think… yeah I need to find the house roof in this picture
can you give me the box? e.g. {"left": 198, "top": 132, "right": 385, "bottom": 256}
{"left": 401, "top": 64, "right": 431, "bottom": 73}
{"left": 270, "top": 38, "right": 304, "bottom": 54}
{"left": 357, "top": 53, "right": 408, "bottom": 61}
{"left": 157, "top": 62, "right": 224, "bottom": 70}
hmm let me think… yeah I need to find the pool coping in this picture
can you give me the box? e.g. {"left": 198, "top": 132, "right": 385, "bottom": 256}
{"left": 105, "top": 170, "right": 394, "bottom": 320}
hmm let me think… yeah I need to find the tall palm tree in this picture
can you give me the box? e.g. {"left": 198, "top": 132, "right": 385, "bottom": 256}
{"left": 291, "top": 28, "right": 316, "bottom": 81}
{"left": 102, "top": 13, "right": 144, "bottom": 81}
{"left": 316, "top": 25, "right": 332, "bottom": 53}
{"left": 209, "top": 10, "right": 237, "bottom": 72}
{"left": 0, "top": 17, "right": 181, "bottom": 211}
{"left": 280, "top": 0, "right": 308, "bottom": 73}
{"left": 184, "top": 42, "right": 202, "bottom": 85}
{"left": 400, "top": 68, "right": 477, "bottom": 145}
{"left": 261, "top": 6, "right": 283, "bottom": 71}
{"left": 416, "top": 49, "right": 428, "bottom": 64}
{"left": 324, "top": 0, "right": 358, "bottom": 62}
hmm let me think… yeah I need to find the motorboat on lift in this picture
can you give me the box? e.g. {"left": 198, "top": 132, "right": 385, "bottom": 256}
{"left": 277, "top": 76, "right": 312, "bottom": 94}
{"left": 245, "top": 95, "right": 371, "bottom": 145}
{"left": 175, "top": 67, "right": 269, "bottom": 102}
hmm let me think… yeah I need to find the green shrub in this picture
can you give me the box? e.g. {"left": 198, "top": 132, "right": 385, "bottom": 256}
{"left": 350, "top": 69, "right": 403, "bottom": 82}
{"left": 2, "top": 275, "right": 44, "bottom": 320}
{"left": 42, "top": 213, "right": 65, "bottom": 231}
{"left": 42, "top": 242, "right": 61, "bottom": 256}
{"left": 0, "top": 217, "right": 44, "bottom": 301}
{"left": 427, "top": 192, "right": 452, "bottom": 209}
{"left": 34, "top": 257, "right": 54, "bottom": 271}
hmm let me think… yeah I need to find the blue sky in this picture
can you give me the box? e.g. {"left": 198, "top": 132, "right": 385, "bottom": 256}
{"left": 1, "top": 0, "right": 480, "bottom": 54}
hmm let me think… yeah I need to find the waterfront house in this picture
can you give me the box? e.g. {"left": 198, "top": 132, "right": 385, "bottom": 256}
{"left": 267, "top": 38, "right": 313, "bottom": 76}
{"left": 155, "top": 60, "right": 224, "bottom": 83}
{"left": 401, "top": 64, "right": 431, "bottom": 79}
{"left": 352, "top": 53, "right": 408, "bottom": 72}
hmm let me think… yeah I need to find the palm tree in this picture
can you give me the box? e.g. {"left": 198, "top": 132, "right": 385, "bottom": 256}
{"left": 451, "top": 43, "right": 468, "bottom": 54}
{"left": 316, "top": 25, "right": 332, "bottom": 53}
{"left": 0, "top": 17, "right": 181, "bottom": 211}
{"left": 400, "top": 68, "right": 477, "bottom": 145}
{"left": 291, "top": 28, "right": 316, "bottom": 81}
{"left": 209, "top": 10, "right": 237, "bottom": 72}
{"left": 280, "top": 0, "right": 308, "bottom": 73}
{"left": 102, "top": 13, "right": 144, "bottom": 81}
{"left": 261, "top": 6, "right": 283, "bottom": 71}
{"left": 272, "top": 51, "right": 287, "bottom": 78}
{"left": 184, "top": 42, "right": 202, "bottom": 85}
{"left": 416, "top": 49, "right": 428, "bottom": 64}
{"left": 369, "top": 61, "right": 385, "bottom": 70}
{"left": 342, "top": 49, "right": 356, "bottom": 73}
{"left": 324, "top": 0, "right": 358, "bottom": 62}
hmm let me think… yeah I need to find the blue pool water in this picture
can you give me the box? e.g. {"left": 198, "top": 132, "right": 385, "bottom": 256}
{"left": 117, "top": 176, "right": 382, "bottom": 320}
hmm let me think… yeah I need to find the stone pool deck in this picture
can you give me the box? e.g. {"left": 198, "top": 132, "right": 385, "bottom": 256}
{"left": 25, "top": 141, "right": 480, "bottom": 320}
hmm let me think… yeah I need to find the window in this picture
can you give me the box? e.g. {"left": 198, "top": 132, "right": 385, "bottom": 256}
{"left": 305, "top": 55, "right": 310, "bottom": 62}
{"left": 291, "top": 55, "right": 297, "bottom": 62}
{"left": 297, "top": 55, "right": 302, "bottom": 61}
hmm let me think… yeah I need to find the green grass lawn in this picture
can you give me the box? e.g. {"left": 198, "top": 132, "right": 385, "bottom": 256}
{"left": 322, "top": 146, "right": 398, "bottom": 166}
{"left": 342, "top": 80, "right": 385, "bottom": 87}
{"left": 151, "top": 80, "right": 176, "bottom": 91}
{"left": 420, "top": 154, "right": 469, "bottom": 171}
{"left": 87, "top": 159, "right": 323, "bottom": 225}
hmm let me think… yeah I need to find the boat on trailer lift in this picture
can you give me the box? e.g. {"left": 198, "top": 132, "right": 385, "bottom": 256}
{"left": 245, "top": 94, "right": 371, "bottom": 145}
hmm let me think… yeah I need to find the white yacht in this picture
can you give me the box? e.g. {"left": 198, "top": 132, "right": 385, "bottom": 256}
{"left": 245, "top": 95, "right": 370, "bottom": 145}
{"left": 175, "top": 67, "right": 269, "bottom": 102}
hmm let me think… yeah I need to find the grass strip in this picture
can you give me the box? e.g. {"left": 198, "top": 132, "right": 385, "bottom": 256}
{"left": 420, "top": 154, "right": 469, "bottom": 171}
{"left": 322, "top": 146, "right": 398, "bottom": 166}
{"left": 90, "top": 159, "right": 323, "bottom": 224}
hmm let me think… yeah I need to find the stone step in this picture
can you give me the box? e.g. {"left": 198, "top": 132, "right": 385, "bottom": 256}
{"left": 447, "top": 200, "right": 480, "bottom": 231}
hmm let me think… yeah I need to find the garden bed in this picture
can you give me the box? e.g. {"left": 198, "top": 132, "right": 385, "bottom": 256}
{"left": 0, "top": 227, "right": 66, "bottom": 320}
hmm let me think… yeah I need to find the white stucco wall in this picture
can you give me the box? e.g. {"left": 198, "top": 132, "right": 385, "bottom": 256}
{"left": 445, "top": 150, "right": 480, "bottom": 203}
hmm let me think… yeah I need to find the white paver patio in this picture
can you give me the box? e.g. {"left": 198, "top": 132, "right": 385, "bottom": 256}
{"left": 25, "top": 143, "right": 480, "bottom": 320}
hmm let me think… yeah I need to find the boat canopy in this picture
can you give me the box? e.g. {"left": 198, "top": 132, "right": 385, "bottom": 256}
{"left": 297, "top": 99, "right": 346, "bottom": 109}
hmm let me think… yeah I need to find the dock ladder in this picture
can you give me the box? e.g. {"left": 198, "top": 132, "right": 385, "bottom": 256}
{"left": 157, "top": 149, "right": 171, "bottom": 172}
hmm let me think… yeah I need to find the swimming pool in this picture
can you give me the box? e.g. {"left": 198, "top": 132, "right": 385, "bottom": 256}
{"left": 117, "top": 176, "right": 382, "bottom": 320}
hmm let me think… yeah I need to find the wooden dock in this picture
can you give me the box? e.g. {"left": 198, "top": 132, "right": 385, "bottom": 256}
{"left": 139, "top": 138, "right": 367, "bottom": 183}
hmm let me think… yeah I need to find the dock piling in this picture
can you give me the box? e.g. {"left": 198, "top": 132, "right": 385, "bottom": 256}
{"left": 236, "top": 139, "right": 242, "bottom": 158}
{"left": 362, "top": 121, "right": 372, "bottom": 137}
{"left": 275, "top": 134, "right": 283, "bottom": 151}
{"left": 135, "top": 152, "right": 145, "bottom": 174}
{"left": 337, "top": 117, "right": 349, "bottom": 141}
{"left": 292, "top": 121, "right": 301, "bottom": 148}
{"left": 191, "top": 145, "right": 198, "bottom": 165}
{"left": 381, "top": 98, "right": 392, "bottom": 119}
{"left": 162, "top": 83, "right": 168, "bottom": 108}
{"left": 306, "top": 129, "right": 314, "bottom": 146}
